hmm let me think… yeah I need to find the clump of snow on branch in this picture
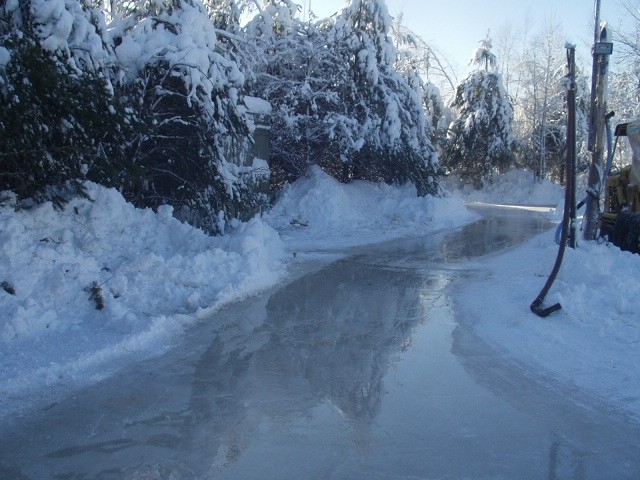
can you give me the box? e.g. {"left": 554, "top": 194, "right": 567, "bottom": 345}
{"left": 469, "top": 30, "right": 497, "bottom": 71}
{"left": 115, "top": 1, "right": 244, "bottom": 109}
{"left": 4, "top": 0, "right": 112, "bottom": 69}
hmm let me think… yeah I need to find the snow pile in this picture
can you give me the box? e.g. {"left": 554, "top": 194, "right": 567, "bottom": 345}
{"left": 445, "top": 168, "right": 564, "bottom": 206}
{"left": 455, "top": 229, "right": 640, "bottom": 418}
{"left": 0, "top": 172, "right": 474, "bottom": 420}
{"left": 450, "top": 170, "right": 640, "bottom": 418}
{"left": 265, "top": 165, "right": 477, "bottom": 252}
{"left": 0, "top": 46, "right": 9, "bottom": 68}
{"left": 0, "top": 183, "right": 286, "bottom": 417}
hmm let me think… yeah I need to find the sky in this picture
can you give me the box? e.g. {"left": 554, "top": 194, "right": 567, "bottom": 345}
{"left": 303, "top": 0, "right": 629, "bottom": 74}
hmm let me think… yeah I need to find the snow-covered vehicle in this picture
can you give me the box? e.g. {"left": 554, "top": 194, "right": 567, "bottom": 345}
{"left": 600, "top": 120, "right": 640, "bottom": 252}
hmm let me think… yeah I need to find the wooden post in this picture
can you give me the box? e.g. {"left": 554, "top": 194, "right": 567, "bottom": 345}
{"left": 588, "top": 0, "right": 601, "bottom": 151}
{"left": 583, "top": 24, "right": 612, "bottom": 240}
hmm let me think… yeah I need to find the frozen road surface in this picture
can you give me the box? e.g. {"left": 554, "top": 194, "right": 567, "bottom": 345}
{"left": 1, "top": 206, "right": 639, "bottom": 479}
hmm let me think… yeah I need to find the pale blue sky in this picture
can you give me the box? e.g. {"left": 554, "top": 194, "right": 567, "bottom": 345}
{"left": 303, "top": 0, "right": 628, "bottom": 72}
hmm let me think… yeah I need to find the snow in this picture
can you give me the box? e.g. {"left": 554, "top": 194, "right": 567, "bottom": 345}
{"left": 264, "top": 165, "right": 476, "bottom": 253}
{"left": 444, "top": 168, "right": 564, "bottom": 206}
{"left": 243, "top": 95, "right": 272, "bottom": 115}
{"left": 10, "top": 0, "right": 111, "bottom": 67}
{"left": 115, "top": 2, "right": 244, "bottom": 108}
{"left": 0, "top": 46, "right": 10, "bottom": 68}
{"left": 29, "top": 0, "right": 75, "bottom": 53}
{"left": 446, "top": 169, "right": 640, "bottom": 420}
{"left": 1, "top": 165, "right": 640, "bottom": 426}
{"left": 0, "top": 183, "right": 287, "bottom": 419}
{"left": 455, "top": 223, "right": 640, "bottom": 420}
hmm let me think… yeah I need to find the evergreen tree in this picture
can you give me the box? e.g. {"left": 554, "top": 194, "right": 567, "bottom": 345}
{"left": 322, "top": 0, "right": 439, "bottom": 195}
{"left": 470, "top": 30, "right": 497, "bottom": 72}
{"left": 241, "top": 0, "right": 313, "bottom": 189}
{"left": 112, "top": 0, "right": 267, "bottom": 233}
{"left": 245, "top": 0, "right": 439, "bottom": 195}
{"left": 392, "top": 21, "right": 449, "bottom": 150}
{"left": 249, "top": 17, "right": 342, "bottom": 189}
{"left": 443, "top": 69, "right": 515, "bottom": 188}
{"left": 0, "top": 0, "right": 130, "bottom": 205}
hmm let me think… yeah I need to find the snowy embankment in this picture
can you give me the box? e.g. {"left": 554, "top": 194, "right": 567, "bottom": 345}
{"left": 455, "top": 233, "right": 640, "bottom": 419}
{"left": 449, "top": 169, "right": 640, "bottom": 420}
{"left": 0, "top": 166, "right": 474, "bottom": 420}
{"left": 444, "top": 168, "right": 563, "bottom": 206}
{"left": 265, "top": 165, "right": 475, "bottom": 252}
{"left": 3, "top": 165, "right": 639, "bottom": 422}
{"left": 0, "top": 183, "right": 287, "bottom": 419}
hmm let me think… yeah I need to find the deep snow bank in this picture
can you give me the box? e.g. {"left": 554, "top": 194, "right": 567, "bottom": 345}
{"left": 0, "top": 183, "right": 286, "bottom": 418}
{"left": 265, "top": 165, "right": 477, "bottom": 252}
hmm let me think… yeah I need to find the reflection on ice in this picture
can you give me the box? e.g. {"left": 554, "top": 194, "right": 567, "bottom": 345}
{"left": 186, "top": 257, "right": 436, "bottom": 473}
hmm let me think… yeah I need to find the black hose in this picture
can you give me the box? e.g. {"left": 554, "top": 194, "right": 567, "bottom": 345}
{"left": 530, "top": 46, "right": 576, "bottom": 318}
{"left": 530, "top": 190, "right": 570, "bottom": 317}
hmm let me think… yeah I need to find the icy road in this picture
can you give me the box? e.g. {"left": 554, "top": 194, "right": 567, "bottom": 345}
{"left": 1, "top": 206, "right": 640, "bottom": 479}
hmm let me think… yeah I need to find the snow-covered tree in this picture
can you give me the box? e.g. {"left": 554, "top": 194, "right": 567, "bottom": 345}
{"left": 320, "top": 0, "right": 439, "bottom": 195}
{"left": 470, "top": 30, "right": 497, "bottom": 72}
{"left": 0, "top": 0, "right": 129, "bottom": 204}
{"left": 608, "top": 70, "right": 640, "bottom": 169}
{"left": 203, "top": 0, "right": 241, "bottom": 30}
{"left": 243, "top": 0, "right": 299, "bottom": 44}
{"left": 616, "top": 1, "right": 640, "bottom": 66}
{"left": 512, "top": 23, "right": 590, "bottom": 183}
{"left": 609, "top": 3, "right": 640, "bottom": 125}
{"left": 2, "top": 0, "right": 447, "bottom": 228}
{"left": 5, "top": 0, "right": 114, "bottom": 68}
{"left": 391, "top": 15, "right": 458, "bottom": 98}
{"left": 113, "top": 0, "right": 266, "bottom": 233}
{"left": 241, "top": 0, "right": 322, "bottom": 188}
{"left": 248, "top": 17, "right": 344, "bottom": 188}
{"left": 489, "top": 20, "right": 592, "bottom": 184}
{"left": 443, "top": 69, "right": 515, "bottom": 187}
{"left": 392, "top": 20, "right": 451, "bottom": 149}
{"left": 245, "top": 0, "right": 439, "bottom": 195}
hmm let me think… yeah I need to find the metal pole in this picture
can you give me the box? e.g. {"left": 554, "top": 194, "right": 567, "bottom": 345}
{"left": 567, "top": 46, "right": 577, "bottom": 248}
{"left": 593, "top": 0, "right": 601, "bottom": 42}
{"left": 588, "top": 0, "right": 602, "bottom": 150}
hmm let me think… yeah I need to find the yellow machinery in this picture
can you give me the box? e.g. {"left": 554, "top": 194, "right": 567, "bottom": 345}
{"left": 600, "top": 120, "right": 640, "bottom": 252}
